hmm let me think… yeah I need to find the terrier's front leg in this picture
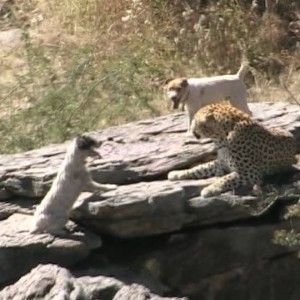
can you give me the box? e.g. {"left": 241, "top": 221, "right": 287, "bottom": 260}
{"left": 86, "top": 180, "right": 117, "bottom": 193}
{"left": 185, "top": 110, "right": 195, "bottom": 136}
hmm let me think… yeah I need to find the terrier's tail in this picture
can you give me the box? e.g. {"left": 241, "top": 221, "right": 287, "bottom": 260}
{"left": 237, "top": 58, "right": 249, "bottom": 80}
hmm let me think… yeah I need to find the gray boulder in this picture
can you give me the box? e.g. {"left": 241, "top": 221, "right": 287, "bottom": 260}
{"left": 136, "top": 219, "right": 300, "bottom": 300}
{"left": 0, "top": 264, "right": 124, "bottom": 300}
{"left": 0, "top": 213, "right": 101, "bottom": 284}
{"left": 0, "top": 264, "right": 178, "bottom": 300}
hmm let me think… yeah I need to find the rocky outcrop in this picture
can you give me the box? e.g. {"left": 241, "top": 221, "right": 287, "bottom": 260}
{"left": 113, "top": 284, "right": 187, "bottom": 300}
{"left": 71, "top": 180, "right": 286, "bottom": 238}
{"left": 0, "top": 263, "right": 187, "bottom": 300}
{"left": 137, "top": 219, "right": 300, "bottom": 299}
{"left": 0, "top": 264, "right": 124, "bottom": 300}
{"left": 0, "top": 102, "right": 300, "bottom": 199}
{"left": 0, "top": 213, "right": 101, "bottom": 284}
{"left": 1, "top": 102, "right": 300, "bottom": 299}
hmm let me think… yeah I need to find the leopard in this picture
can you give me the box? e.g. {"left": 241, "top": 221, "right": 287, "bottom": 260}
{"left": 168, "top": 102, "right": 297, "bottom": 198}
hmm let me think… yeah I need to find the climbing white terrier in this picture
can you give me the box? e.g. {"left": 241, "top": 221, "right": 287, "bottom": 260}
{"left": 31, "top": 135, "right": 117, "bottom": 235}
{"left": 165, "top": 61, "right": 252, "bottom": 133}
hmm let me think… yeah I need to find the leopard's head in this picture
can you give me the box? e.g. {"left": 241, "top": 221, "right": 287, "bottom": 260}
{"left": 191, "top": 103, "right": 251, "bottom": 140}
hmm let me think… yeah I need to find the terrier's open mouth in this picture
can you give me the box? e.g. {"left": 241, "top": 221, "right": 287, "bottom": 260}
{"left": 172, "top": 99, "right": 180, "bottom": 109}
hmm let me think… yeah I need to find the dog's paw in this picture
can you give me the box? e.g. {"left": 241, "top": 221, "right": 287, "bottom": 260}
{"left": 185, "top": 130, "right": 194, "bottom": 137}
{"left": 30, "top": 226, "right": 40, "bottom": 234}
{"left": 102, "top": 184, "right": 118, "bottom": 191}
{"left": 30, "top": 224, "right": 68, "bottom": 236}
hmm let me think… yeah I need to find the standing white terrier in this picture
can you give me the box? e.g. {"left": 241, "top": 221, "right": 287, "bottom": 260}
{"left": 31, "top": 135, "right": 117, "bottom": 235}
{"left": 165, "top": 61, "right": 252, "bottom": 133}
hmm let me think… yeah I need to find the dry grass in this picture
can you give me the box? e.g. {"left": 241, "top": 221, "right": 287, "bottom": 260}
{"left": 248, "top": 67, "right": 300, "bottom": 104}
{"left": 0, "top": 0, "right": 299, "bottom": 153}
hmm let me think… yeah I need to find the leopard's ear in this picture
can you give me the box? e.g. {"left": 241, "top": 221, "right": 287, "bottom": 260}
{"left": 181, "top": 78, "right": 188, "bottom": 88}
{"left": 205, "top": 113, "right": 215, "bottom": 123}
{"left": 165, "top": 77, "right": 174, "bottom": 85}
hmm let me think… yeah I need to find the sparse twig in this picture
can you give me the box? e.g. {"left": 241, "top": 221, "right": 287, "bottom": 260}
{"left": 65, "top": 69, "right": 124, "bottom": 127}
{"left": 282, "top": 83, "right": 300, "bottom": 107}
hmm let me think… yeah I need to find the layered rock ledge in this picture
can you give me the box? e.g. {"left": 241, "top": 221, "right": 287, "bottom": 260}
{"left": 1, "top": 102, "right": 300, "bottom": 300}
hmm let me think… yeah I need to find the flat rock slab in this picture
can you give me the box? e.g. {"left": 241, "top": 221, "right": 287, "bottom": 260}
{"left": 71, "top": 179, "right": 300, "bottom": 238}
{"left": 0, "top": 102, "right": 300, "bottom": 199}
{"left": 0, "top": 213, "right": 102, "bottom": 285}
{"left": 0, "top": 197, "right": 35, "bottom": 220}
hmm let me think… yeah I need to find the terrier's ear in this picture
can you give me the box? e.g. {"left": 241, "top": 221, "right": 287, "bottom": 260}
{"left": 181, "top": 78, "right": 188, "bottom": 88}
{"left": 165, "top": 77, "right": 174, "bottom": 85}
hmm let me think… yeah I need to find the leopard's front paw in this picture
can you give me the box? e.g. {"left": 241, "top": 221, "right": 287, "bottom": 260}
{"left": 201, "top": 185, "right": 221, "bottom": 198}
{"left": 168, "top": 170, "right": 186, "bottom": 181}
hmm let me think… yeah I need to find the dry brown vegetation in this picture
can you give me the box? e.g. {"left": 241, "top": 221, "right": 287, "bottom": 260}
{"left": 0, "top": 0, "right": 300, "bottom": 153}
